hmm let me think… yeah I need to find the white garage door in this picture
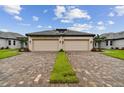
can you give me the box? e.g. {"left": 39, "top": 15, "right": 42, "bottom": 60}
{"left": 32, "top": 39, "right": 59, "bottom": 51}
{"left": 64, "top": 39, "right": 89, "bottom": 51}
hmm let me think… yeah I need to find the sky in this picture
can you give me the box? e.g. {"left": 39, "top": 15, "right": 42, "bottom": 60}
{"left": 0, "top": 5, "right": 124, "bottom": 35}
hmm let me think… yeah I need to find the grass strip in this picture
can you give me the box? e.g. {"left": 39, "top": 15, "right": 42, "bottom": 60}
{"left": 50, "top": 51, "right": 79, "bottom": 83}
{"left": 0, "top": 49, "right": 20, "bottom": 59}
{"left": 102, "top": 49, "right": 124, "bottom": 60}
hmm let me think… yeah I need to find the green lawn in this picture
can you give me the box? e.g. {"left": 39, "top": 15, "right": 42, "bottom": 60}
{"left": 0, "top": 49, "right": 20, "bottom": 59}
{"left": 50, "top": 51, "right": 79, "bottom": 83}
{"left": 103, "top": 49, "right": 124, "bottom": 60}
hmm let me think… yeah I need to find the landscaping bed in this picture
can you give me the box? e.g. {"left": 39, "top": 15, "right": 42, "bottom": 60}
{"left": 103, "top": 49, "right": 124, "bottom": 60}
{"left": 50, "top": 50, "right": 79, "bottom": 83}
{"left": 0, "top": 49, "right": 20, "bottom": 59}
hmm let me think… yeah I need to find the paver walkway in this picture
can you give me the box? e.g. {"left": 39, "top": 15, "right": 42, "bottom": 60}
{"left": 0, "top": 51, "right": 124, "bottom": 87}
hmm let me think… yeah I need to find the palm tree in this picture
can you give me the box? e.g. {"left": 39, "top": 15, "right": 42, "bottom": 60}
{"left": 19, "top": 37, "right": 28, "bottom": 48}
{"left": 94, "top": 34, "right": 106, "bottom": 50}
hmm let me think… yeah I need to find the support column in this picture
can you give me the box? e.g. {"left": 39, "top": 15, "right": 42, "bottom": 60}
{"left": 58, "top": 36, "right": 63, "bottom": 50}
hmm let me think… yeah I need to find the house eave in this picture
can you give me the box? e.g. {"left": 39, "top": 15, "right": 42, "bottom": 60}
{"left": 26, "top": 34, "right": 95, "bottom": 37}
{"left": 106, "top": 38, "right": 124, "bottom": 40}
{"left": 0, "top": 37, "right": 20, "bottom": 40}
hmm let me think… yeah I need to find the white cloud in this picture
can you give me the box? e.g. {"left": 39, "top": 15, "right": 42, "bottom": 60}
{"left": 48, "top": 26, "right": 52, "bottom": 28}
{"left": 2, "top": 5, "right": 22, "bottom": 15}
{"left": 54, "top": 6, "right": 91, "bottom": 23}
{"left": 60, "top": 20, "right": 72, "bottom": 23}
{"left": 19, "top": 23, "right": 31, "bottom": 26}
{"left": 65, "top": 8, "right": 91, "bottom": 20}
{"left": 96, "top": 21, "right": 106, "bottom": 31}
{"left": 37, "top": 25, "right": 52, "bottom": 29}
{"left": 96, "top": 25, "right": 106, "bottom": 31}
{"left": 43, "top": 9, "right": 48, "bottom": 13}
{"left": 2, "top": 5, "right": 23, "bottom": 21}
{"left": 54, "top": 6, "right": 66, "bottom": 18}
{"left": 108, "top": 20, "right": 114, "bottom": 25}
{"left": 114, "top": 6, "right": 124, "bottom": 16}
{"left": 68, "top": 23, "right": 92, "bottom": 31}
{"left": 109, "top": 6, "right": 124, "bottom": 17}
{"left": 97, "top": 21, "right": 104, "bottom": 25}
{"left": 14, "top": 15, "right": 22, "bottom": 21}
{"left": 37, "top": 25, "right": 43, "bottom": 28}
{"left": 32, "top": 16, "right": 39, "bottom": 21}
{"left": 0, "top": 28, "right": 8, "bottom": 32}
{"left": 108, "top": 12, "right": 115, "bottom": 17}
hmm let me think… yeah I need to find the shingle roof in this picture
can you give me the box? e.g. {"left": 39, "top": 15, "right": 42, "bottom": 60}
{"left": 101, "top": 31, "right": 124, "bottom": 40}
{"left": 26, "top": 29, "right": 95, "bottom": 36}
{"left": 0, "top": 31, "right": 24, "bottom": 39}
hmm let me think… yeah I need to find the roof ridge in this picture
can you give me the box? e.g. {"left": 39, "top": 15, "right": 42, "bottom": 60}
{"left": 26, "top": 29, "right": 95, "bottom": 36}
{"left": 0, "top": 31, "right": 24, "bottom": 39}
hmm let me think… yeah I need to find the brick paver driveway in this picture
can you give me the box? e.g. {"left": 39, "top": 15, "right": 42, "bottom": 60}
{"left": 68, "top": 52, "right": 124, "bottom": 87}
{"left": 0, "top": 52, "right": 56, "bottom": 87}
{"left": 0, "top": 51, "right": 124, "bottom": 87}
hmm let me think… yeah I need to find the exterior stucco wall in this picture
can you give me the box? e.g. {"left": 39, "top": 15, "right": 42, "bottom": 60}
{"left": 113, "top": 39, "right": 124, "bottom": 49}
{"left": 101, "top": 41, "right": 112, "bottom": 49}
{"left": 95, "top": 41, "right": 112, "bottom": 49}
{"left": 0, "top": 39, "right": 8, "bottom": 48}
{"left": 8, "top": 40, "right": 21, "bottom": 49}
{"left": 95, "top": 39, "right": 124, "bottom": 49}
{"left": 0, "top": 38, "right": 21, "bottom": 49}
{"left": 28, "top": 36, "right": 94, "bottom": 51}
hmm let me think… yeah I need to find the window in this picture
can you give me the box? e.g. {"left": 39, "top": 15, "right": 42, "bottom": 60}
{"left": 13, "top": 40, "right": 16, "bottom": 45}
{"left": 110, "top": 40, "right": 113, "bottom": 46}
{"left": 8, "top": 40, "right": 11, "bottom": 45}
{"left": 106, "top": 40, "right": 108, "bottom": 46}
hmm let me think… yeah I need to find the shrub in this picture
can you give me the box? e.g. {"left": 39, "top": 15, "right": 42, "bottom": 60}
{"left": 5, "top": 46, "right": 9, "bottom": 49}
{"left": 1, "top": 47, "right": 4, "bottom": 50}
{"left": 59, "top": 49, "right": 64, "bottom": 52}
{"left": 121, "top": 47, "right": 124, "bottom": 50}
{"left": 91, "top": 48, "right": 97, "bottom": 51}
{"left": 19, "top": 48, "right": 30, "bottom": 52}
{"left": 115, "top": 47, "right": 119, "bottom": 49}
{"left": 111, "top": 47, "right": 114, "bottom": 49}
{"left": 91, "top": 48, "right": 102, "bottom": 52}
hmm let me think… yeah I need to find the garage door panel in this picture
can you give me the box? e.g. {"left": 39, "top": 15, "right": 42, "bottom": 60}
{"left": 33, "top": 40, "right": 58, "bottom": 51}
{"left": 32, "top": 39, "right": 89, "bottom": 51}
{"left": 64, "top": 40, "right": 89, "bottom": 51}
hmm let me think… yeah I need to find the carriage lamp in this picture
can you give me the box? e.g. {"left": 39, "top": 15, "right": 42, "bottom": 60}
{"left": 90, "top": 41, "right": 93, "bottom": 43}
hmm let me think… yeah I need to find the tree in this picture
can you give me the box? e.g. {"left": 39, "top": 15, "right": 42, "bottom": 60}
{"left": 94, "top": 34, "right": 106, "bottom": 50}
{"left": 19, "top": 37, "right": 28, "bottom": 48}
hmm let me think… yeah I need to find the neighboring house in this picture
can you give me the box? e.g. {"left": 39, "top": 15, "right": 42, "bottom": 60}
{"left": 95, "top": 31, "right": 124, "bottom": 49}
{"left": 26, "top": 29, "right": 95, "bottom": 51}
{"left": 0, "top": 31, "right": 24, "bottom": 49}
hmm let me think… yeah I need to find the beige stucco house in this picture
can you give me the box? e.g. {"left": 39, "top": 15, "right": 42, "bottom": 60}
{"left": 26, "top": 29, "right": 95, "bottom": 51}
